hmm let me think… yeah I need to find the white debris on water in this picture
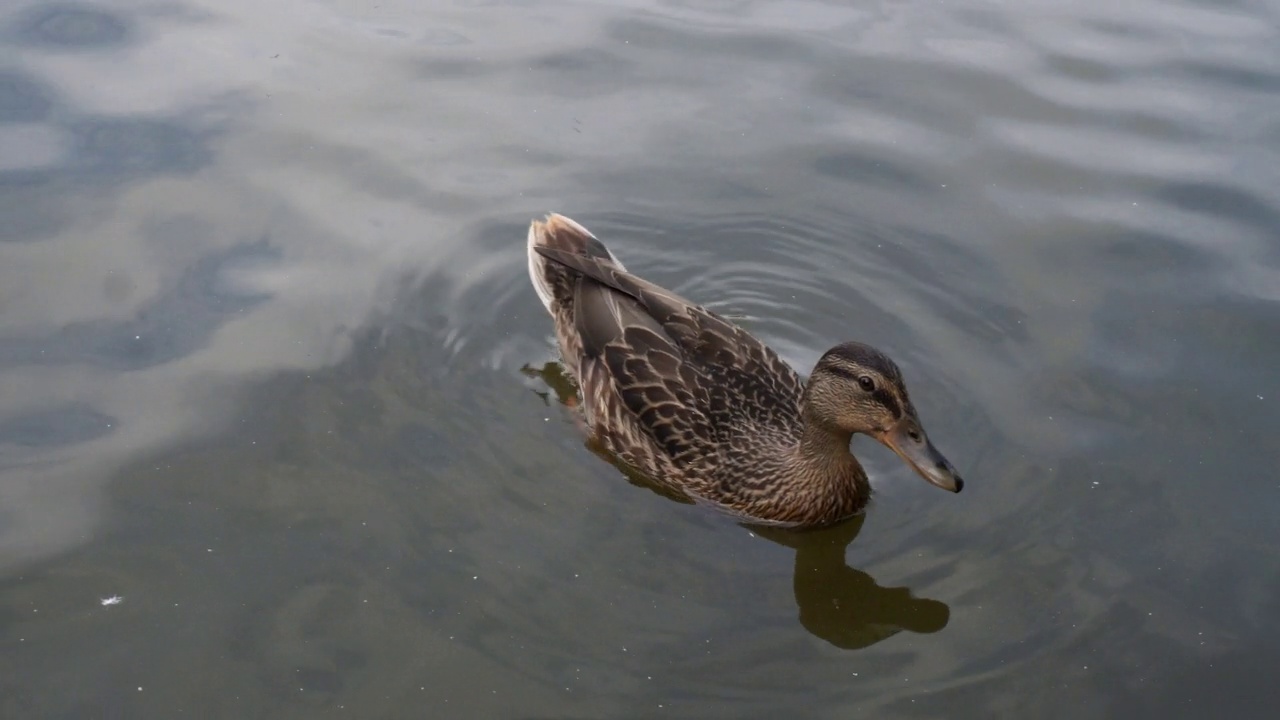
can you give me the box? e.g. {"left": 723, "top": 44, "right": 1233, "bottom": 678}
{"left": 100, "top": 595, "right": 124, "bottom": 607}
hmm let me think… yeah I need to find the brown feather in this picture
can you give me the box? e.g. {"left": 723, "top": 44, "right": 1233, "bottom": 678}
{"left": 527, "top": 213, "right": 889, "bottom": 527}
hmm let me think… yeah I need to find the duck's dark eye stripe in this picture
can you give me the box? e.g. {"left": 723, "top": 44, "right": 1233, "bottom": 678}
{"left": 873, "top": 388, "right": 902, "bottom": 419}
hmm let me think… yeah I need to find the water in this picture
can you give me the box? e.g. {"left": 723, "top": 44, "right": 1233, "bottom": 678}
{"left": 1, "top": 0, "right": 1278, "bottom": 717}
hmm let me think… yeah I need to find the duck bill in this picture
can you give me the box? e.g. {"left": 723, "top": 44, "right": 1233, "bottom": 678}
{"left": 876, "top": 419, "right": 964, "bottom": 493}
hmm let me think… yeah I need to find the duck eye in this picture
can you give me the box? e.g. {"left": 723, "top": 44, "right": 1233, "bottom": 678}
{"left": 857, "top": 375, "right": 875, "bottom": 392}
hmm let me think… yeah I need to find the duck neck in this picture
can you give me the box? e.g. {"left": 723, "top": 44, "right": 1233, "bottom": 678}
{"left": 789, "top": 419, "right": 871, "bottom": 522}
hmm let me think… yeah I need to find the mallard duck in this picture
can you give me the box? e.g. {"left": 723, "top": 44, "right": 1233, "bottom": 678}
{"left": 527, "top": 213, "right": 963, "bottom": 527}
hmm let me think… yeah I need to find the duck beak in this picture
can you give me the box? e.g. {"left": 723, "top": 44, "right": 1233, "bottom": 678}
{"left": 876, "top": 418, "right": 964, "bottom": 493}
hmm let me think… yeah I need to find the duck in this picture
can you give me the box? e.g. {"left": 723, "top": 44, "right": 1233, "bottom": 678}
{"left": 527, "top": 213, "right": 963, "bottom": 527}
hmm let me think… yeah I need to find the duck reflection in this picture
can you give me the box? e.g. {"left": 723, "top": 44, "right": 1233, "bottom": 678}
{"left": 522, "top": 361, "right": 950, "bottom": 650}
{"left": 750, "top": 517, "right": 949, "bottom": 649}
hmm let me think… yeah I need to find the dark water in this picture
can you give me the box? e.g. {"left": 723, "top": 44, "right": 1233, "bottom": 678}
{"left": 2, "top": 0, "right": 1278, "bottom": 717}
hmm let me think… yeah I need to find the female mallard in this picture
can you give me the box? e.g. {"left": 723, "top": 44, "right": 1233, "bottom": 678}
{"left": 528, "top": 213, "right": 963, "bottom": 527}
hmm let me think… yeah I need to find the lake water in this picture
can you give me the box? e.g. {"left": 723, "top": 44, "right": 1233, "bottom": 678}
{"left": 2, "top": 0, "right": 1278, "bottom": 717}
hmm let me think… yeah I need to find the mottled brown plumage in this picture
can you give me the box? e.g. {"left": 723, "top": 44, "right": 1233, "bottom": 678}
{"left": 527, "top": 213, "right": 963, "bottom": 527}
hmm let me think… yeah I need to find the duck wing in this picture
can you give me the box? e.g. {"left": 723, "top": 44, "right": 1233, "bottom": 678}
{"left": 536, "top": 246, "right": 804, "bottom": 463}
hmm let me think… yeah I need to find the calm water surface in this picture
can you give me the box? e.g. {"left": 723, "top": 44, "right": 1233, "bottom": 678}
{"left": 2, "top": 0, "right": 1278, "bottom": 717}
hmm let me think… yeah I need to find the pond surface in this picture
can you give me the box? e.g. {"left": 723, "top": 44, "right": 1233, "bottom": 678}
{"left": 1, "top": 0, "right": 1278, "bottom": 717}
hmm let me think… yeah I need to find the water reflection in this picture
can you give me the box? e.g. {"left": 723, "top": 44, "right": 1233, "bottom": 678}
{"left": 69, "top": 116, "right": 214, "bottom": 179}
{"left": 0, "top": 239, "right": 277, "bottom": 370}
{"left": 6, "top": 4, "right": 134, "bottom": 50}
{"left": 752, "top": 519, "right": 949, "bottom": 650}
{"left": 0, "top": 403, "right": 114, "bottom": 447}
{"left": 0, "top": 71, "right": 53, "bottom": 122}
{"left": 523, "top": 359, "right": 950, "bottom": 650}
